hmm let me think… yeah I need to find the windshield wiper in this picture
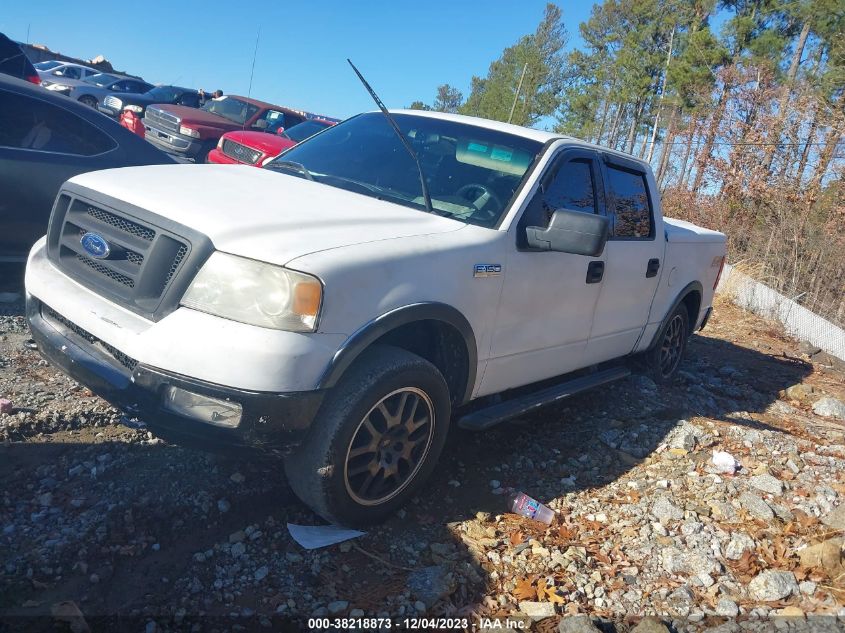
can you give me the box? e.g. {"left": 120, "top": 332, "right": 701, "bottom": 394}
{"left": 266, "top": 160, "right": 315, "bottom": 181}
{"left": 347, "top": 59, "right": 433, "bottom": 214}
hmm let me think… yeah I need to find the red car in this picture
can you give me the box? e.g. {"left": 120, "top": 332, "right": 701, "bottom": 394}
{"left": 208, "top": 118, "right": 337, "bottom": 167}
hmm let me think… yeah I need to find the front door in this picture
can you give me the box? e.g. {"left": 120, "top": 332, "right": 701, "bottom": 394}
{"left": 479, "top": 148, "right": 607, "bottom": 397}
{"left": 585, "top": 154, "right": 665, "bottom": 364}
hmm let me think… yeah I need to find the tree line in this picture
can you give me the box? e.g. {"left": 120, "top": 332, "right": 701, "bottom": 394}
{"left": 411, "top": 0, "right": 844, "bottom": 325}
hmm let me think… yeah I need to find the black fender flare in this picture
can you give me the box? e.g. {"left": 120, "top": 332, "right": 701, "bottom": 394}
{"left": 317, "top": 302, "right": 478, "bottom": 404}
{"left": 645, "top": 281, "right": 703, "bottom": 351}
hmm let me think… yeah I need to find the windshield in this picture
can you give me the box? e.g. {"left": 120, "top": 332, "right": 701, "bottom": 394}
{"left": 201, "top": 96, "right": 259, "bottom": 125}
{"left": 145, "top": 85, "right": 180, "bottom": 101}
{"left": 268, "top": 113, "right": 542, "bottom": 227}
{"left": 84, "top": 73, "right": 118, "bottom": 86}
{"left": 282, "top": 120, "right": 332, "bottom": 143}
{"left": 35, "top": 61, "right": 61, "bottom": 70}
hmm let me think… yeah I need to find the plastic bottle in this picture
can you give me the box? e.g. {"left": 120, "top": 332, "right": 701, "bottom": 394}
{"left": 508, "top": 491, "right": 555, "bottom": 524}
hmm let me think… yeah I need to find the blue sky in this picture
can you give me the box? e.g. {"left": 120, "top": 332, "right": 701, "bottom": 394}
{"left": 2, "top": 0, "right": 594, "bottom": 124}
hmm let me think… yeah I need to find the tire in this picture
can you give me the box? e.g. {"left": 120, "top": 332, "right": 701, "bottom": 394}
{"left": 78, "top": 95, "right": 98, "bottom": 108}
{"left": 284, "top": 345, "right": 451, "bottom": 526}
{"left": 644, "top": 304, "right": 690, "bottom": 383}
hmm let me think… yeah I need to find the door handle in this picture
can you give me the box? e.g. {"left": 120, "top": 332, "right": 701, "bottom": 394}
{"left": 646, "top": 258, "right": 660, "bottom": 278}
{"left": 586, "top": 261, "right": 604, "bottom": 284}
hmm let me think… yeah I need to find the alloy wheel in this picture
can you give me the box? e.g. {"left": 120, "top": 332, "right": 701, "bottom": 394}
{"left": 659, "top": 314, "right": 685, "bottom": 377}
{"left": 344, "top": 387, "right": 435, "bottom": 506}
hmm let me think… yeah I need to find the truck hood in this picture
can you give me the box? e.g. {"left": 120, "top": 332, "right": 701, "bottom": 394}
{"left": 664, "top": 217, "right": 726, "bottom": 244}
{"left": 67, "top": 164, "right": 466, "bottom": 266}
{"left": 152, "top": 105, "right": 237, "bottom": 129}
{"left": 223, "top": 130, "right": 292, "bottom": 155}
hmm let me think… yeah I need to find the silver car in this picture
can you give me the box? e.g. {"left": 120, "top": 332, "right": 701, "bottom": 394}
{"left": 36, "top": 60, "right": 100, "bottom": 94}
{"left": 69, "top": 73, "right": 152, "bottom": 108}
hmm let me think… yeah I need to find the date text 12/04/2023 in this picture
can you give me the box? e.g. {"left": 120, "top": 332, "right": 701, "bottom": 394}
{"left": 306, "top": 617, "right": 528, "bottom": 629}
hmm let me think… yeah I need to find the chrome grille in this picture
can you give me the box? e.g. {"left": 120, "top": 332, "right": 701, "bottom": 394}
{"left": 104, "top": 95, "right": 123, "bottom": 111}
{"left": 221, "top": 139, "right": 262, "bottom": 165}
{"left": 144, "top": 106, "right": 180, "bottom": 133}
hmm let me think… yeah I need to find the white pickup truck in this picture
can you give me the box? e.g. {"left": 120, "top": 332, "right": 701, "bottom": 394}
{"left": 25, "top": 110, "right": 726, "bottom": 525}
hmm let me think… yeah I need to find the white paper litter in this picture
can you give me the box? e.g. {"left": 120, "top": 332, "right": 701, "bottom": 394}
{"left": 287, "top": 523, "right": 366, "bottom": 550}
{"left": 712, "top": 450, "right": 741, "bottom": 475}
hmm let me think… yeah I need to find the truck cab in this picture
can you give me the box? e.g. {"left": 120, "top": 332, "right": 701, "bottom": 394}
{"left": 24, "top": 110, "right": 726, "bottom": 526}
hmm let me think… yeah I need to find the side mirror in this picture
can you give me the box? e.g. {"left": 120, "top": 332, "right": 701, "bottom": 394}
{"left": 526, "top": 209, "right": 609, "bottom": 256}
{"left": 253, "top": 119, "right": 269, "bottom": 130}
{"left": 275, "top": 126, "right": 286, "bottom": 136}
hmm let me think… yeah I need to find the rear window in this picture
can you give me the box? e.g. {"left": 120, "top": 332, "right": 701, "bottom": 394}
{"left": 0, "top": 90, "right": 117, "bottom": 156}
{"left": 84, "top": 73, "right": 119, "bottom": 86}
{"left": 605, "top": 165, "right": 653, "bottom": 239}
{"left": 35, "top": 61, "right": 62, "bottom": 71}
{"left": 283, "top": 120, "right": 331, "bottom": 143}
{"left": 0, "top": 36, "right": 35, "bottom": 79}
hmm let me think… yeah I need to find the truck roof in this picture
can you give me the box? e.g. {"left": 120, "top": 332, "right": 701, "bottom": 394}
{"left": 229, "top": 94, "right": 321, "bottom": 120}
{"left": 389, "top": 109, "right": 651, "bottom": 170}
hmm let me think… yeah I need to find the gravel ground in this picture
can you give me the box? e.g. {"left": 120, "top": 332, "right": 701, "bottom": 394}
{"left": 1, "top": 292, "right": 844, "bottom": 632}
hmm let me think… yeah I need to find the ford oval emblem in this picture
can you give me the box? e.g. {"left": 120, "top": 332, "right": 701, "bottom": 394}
{"left": 80, "top": 232, "right": 111, "bottom": 260}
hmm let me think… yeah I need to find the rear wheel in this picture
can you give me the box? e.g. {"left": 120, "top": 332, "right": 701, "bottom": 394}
{"left": 78, "top": 95, "right": 98, "bottom": 108}
{"left": 284, "top": 346, "right": 451, "bottom": 526}
{"left": 644, "top": 305, "right": 689, "bottom": 383}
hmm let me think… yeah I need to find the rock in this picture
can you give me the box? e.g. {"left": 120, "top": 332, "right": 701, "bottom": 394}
{"left": 217, "top": 499, "right": 231, "bottom": 513}
{"left": 229, "top": 530, "right": 245, "bottom": 543}
{"left": 350, "top": 609, "right": 365, "bottom": 617}
{"left": 327, "top": 601, "right": 348, "bottom": 615}
{"left": 812, "top": 397, "right": 845, "bottom": 420}
{"left": 725, "top": 532, "right": 755, "bottom": 560}
{"left": 229, "top": 472, "right": 245, "bottom": 483}
{"left": 798, "top": 538, "right": 844, "bottom": 578}
{"left": 254, "top": 566, "right": 269, "bottom": 582}
{"left": 406, "top": 566, "right": 456, "bottom": 608}
{"left": 711, "top": 450, "right": 741, "bottom": 475}
{"left": 651, "top": 497, "right": 684, "bottom": 522}
{"left": 231, "top": 542, "right": 246, "bottom": 557}
{"left": 822, "top": 504, "right": 845, "bottom": 531}
{"left": 747, "top": 570, "right": 798, "bottom": 602}
{"left": 0, "top": 399, "right": 12, "bottom": 415}
{"left": 558, "top": 615, "right": 602, "bottom": 632}
{"left": 798, "top": 581, "right": 817, "bottom": 595}
{"left": 630, "top": 617, "right": 670, "bottom": 633}
{"left": 774, "top": 606, "right": 805, "bottom": 617}
{"left": 783, "top": 384, "right": 814, "bottom": 402}
{"left": 739, "top": 492, "right": 774, "bottom": 520}
{"left": 716, "top": 598, "right": 739, "bottom": 617}
{"left": 37, "top": 492, "right": 52, "bottom": 507}
{"left": 489, "top": 480, "right": 501, "bottom": 489}
{"left": 518, "top": 601, "right": 555, "bottom": 621}
{"left": 414, "top": 601, "right": 426, "bottom": 613}
{"left": 748, "top": 474, "right": 783, "bottom": 495}
{"left": 661, "top": 546, "right": 720, "bottom": 576}
{"left": 665, "top": 586, "right": 694, "bottom": 617}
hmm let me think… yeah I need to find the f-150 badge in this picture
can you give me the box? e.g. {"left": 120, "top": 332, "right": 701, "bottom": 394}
{"left": 474, "top": 264, "right": 502, "bottom": 278}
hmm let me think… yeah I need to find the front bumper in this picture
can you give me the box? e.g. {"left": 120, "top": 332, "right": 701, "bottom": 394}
{"left": 143, "top": 122, "right": 202, "bottom": 157}
{"left": 27, "top": 296, "right": 324, "bottom": 451}
{"left": 97, "top": 104, "right": 120, "bottom": 118}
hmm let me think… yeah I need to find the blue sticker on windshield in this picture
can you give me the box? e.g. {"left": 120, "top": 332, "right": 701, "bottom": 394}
{"left": 490, "top": 147, "right": 513, "bottom": 162}
{"left": 467, "top": 142, "right": 488, "bottom": 153}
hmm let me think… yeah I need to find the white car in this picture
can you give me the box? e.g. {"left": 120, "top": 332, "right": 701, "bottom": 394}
{"left": 35, "top": 60, "right": 99, "bottom": 94}
{"left": 24, "top": 110, "right": 727, "bottom": 525}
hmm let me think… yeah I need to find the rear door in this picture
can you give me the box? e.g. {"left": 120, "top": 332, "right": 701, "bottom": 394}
{"left": 584, "top": 154, "right": 665, "bottom": 364}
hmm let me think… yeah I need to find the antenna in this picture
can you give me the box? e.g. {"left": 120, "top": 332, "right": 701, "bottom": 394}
{"left": 244, "top": 27, "right": 261, "bottom": 133}
{"left": 347, "top": 59, "right": 433, "bottom": 213}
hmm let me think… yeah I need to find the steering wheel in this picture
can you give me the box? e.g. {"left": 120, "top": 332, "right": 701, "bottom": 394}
{"left": 455, "top": 183, "right": 503, "bottom": 220}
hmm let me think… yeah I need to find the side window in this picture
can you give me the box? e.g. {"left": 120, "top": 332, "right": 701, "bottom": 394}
{"left": 0, "top": 91, "right": 116, "bottom": 156}
{"left": 605, "top": 165, "right": 653, "bottom": 239}
{"left": 541, "top": 159, "right": 596, "bottom": 221}
{"left": 517, "top": 156, "right": 597, "bottom": 248}
{"left": 179, "top": 92, "right": 200, "bottom": 107}
{"left": 62, "top": 66, "right": 81, "bottom": 79}
{"left": 111, "top": 81, "right": 132, "bottom": 92}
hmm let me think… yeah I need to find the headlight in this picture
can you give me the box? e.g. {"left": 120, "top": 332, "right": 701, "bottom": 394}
{"left": 47, "top": 83, "right": 70, "bottom": 91}
{"left": 124, "top": 104, "right": 143, "bottom": 113}
{"left": 181, "top": 252, "right": 322, "bottom": 332}
{"left": 179, "top": 125, "right": 200, "bottom": 138}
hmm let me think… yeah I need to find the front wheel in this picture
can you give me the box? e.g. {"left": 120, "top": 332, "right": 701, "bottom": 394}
{"left": 644, "top": 304, "right": 690, "bottom": 383}
{"left": 284, "top": 346, "right": 451, "bottom": 526}
{"left": 78, "top": 95, "right": 98, "bottom": 108}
